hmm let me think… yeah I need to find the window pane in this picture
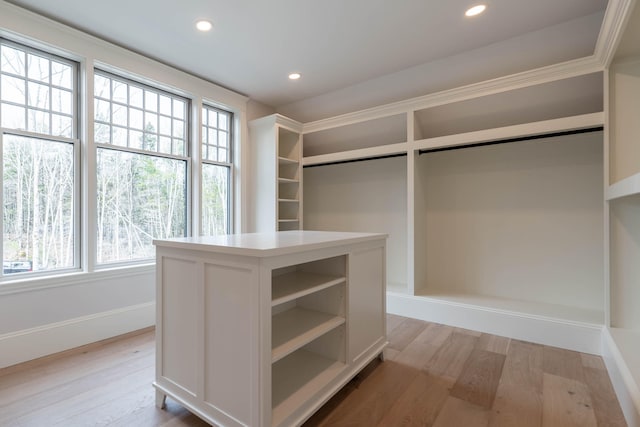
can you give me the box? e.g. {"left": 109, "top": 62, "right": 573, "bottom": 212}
{"left": 51, "top": 88, "right": 72, "bottom": 114}
{"left": 129, "top": 86, "right": 143, "bottom": 108}
{"left": 1, "top": 74, "right": 26, "bottom": 104}
{"left": 1, "top": 45, "right": 26, "bottom": 76}
{"left": 28, "top": 81, "right": 50, "bottom": 109}
{"left": 129, "top": 130, "right": 143, "bottom": 150}
{"left": 159, "top": 136, "right": 171, "bottom": 153}
{"left": 201, "top": 164, "right": 229, "bottom": 236}
{"left": 145, "top": 90, "right": 157, "bottom": 112}
{"left": 27, "top": 109, "right": 50, "bottom": 134}
{"left": 173, "top": 99, "right": 184, "bottom": 119}
{"left": 112, "top": 104, "right": 127, "bottom": 127}
{"left": 159, "top": 95, "right": 171, "bottom": 116}
{"left": 219, "top": 130, "right": 228, "bottom": 148}
{"left": 159, "top": 115, "right": 171, "bottom": 136}
{"left": 96, "top": 149, "right": 186, "bottom": 263}
{"left": 52, "top": 114, "right": 73, "bottom": 138}
{"left": 130, "top": 108, "right": 143, "bottom": 130}
{"left": 51, "top": 61, "right": 72, "bottom": 89}
{"left": 1, "top": 103, "right": 26, "bottom": 129}
{"left": 94, "top": 122, "right": 110, "bottom": 143}
{"left": 112, "top": 80, "right": 127, "bottom": 103}
{"left": 27, "top": 54, "right": 50, "bottom": 83}
{"left": 3, "top": 134, "right": 74, "bottom": 274}
{"left": 94, "top": 99, "right": 111, "bottom": 123}
{"left": 112, "top": 126, "right": 127, "bottom": 147}
{"left": 94, "top": 74, "right": 110, "bottom": 99}
{"left": 219, "top": 113, "right": 228, "bottom": 131}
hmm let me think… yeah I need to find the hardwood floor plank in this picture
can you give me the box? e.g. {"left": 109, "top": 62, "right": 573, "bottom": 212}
{"left": 476, "top": 333, "right": 510, "bottom": 355}
{"left": 541, "top": 373, "right": 597, "bottom": 427}
{"left": 11, "top": 364, "right": 154, "bottom": 426}
{"left": 0, "top": 347, "right": 155, "bottom": 424}
{"left": 450, "top": 349, "right": 506, "bottom": 409}
{"left": 432, "top": 396, "right": 490, "bottom": 427}
{"left": 501, "top": 340, "right": 544, "bottom": 389}
{"left": 309, "top": 360, "right": 417, "bottom": 426}
{"left": 424, "top": 332, "right": 478, "bottom": 384}
{"left": 488, "top": 340, "right": 543, "bottom": 427}
{"left": 386, "top": 313, "right": 406, "bottom": 334}
{"left": 387, "top": 318, "right": 428, "bottom": 352}
{"left": 542, "top": 346, "right": 585, "bottom": 382}
{"left": 414, "top": 323, "right": 453, "bottom": 348}
{"left": 490, "top": 386, "right": 543, "bottom": 427}
{"left": 582, "top": 367, "right": 627, "bottom": 427}
{"left": 377, "top": 372, "right": 450, "bottom": 427}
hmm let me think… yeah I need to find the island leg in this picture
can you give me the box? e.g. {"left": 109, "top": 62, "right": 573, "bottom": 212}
{"left": 156, "top": 389, "right": 167, "bottom": 409}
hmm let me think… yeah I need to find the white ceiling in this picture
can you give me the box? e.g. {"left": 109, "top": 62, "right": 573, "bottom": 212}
{"left": 6, "top": 0, "right": 609, "bottom": 121}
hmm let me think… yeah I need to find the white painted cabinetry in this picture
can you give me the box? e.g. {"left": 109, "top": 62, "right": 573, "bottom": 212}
{"left": 249, "top": 114, "right": 303, "bottom": 232}
{"left": 153, "top": 231, "right": 387, "bottom": 427}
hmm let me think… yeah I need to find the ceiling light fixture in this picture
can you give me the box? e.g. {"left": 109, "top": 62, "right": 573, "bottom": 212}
{"left": 288, "top": 73, "right": 301, "bottom": 80}
{"left": 196, "top": 20, "right": 213, "bottom": 32}
{"left": 465, "top": 4, "right": 486, "bottom": 17}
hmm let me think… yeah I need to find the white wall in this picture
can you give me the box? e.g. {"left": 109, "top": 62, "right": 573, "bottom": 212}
{"left": 303, "top": 156, "right": 407, "bottom": 289}
{"left": 0, "top": 2, "right": 247, "bottom": 367}
{"left": 417, "top": 131, "right": 604, "bottom": 311}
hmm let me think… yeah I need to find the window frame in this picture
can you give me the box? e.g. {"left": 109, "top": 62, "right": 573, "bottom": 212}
{"left": 0, "top": 38, "right": 81, "bottom": 279}
{"left": 200, "top": 104, "right": 233, "bottom": 235}
{"left": 93, "top": 69, "right": 192, "bottom": 268}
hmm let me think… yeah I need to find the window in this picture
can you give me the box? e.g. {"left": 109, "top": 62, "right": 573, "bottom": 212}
{"left": 201, "top": 105, "right": 232, "bottom": 235}
{"left": 0, "top": 40, "right": 78, "bottom": 276}
{"left": 94, "top": 71, "right": 188, "bottom": 265}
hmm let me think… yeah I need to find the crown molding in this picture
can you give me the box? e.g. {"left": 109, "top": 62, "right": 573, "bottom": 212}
{"left": 594, "top": 0, "right": 637, "bottom": 67}
{"left": 303, "top": 56, "right": 603, "bottom": 134}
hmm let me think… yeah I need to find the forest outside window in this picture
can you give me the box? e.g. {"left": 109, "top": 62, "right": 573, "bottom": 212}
{"left": 0, "top": 40, "right": 78, "bottom": 277}
{"left": 93, "top": 70, "right": 189, "bottom": 265}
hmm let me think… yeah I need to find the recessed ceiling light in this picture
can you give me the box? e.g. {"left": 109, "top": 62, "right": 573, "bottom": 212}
{"left": 196, "top": 20, "right": 213, "bottom": 32}
{"left": 465, "top": 4, "right": 486, "bottom": 17}
{"left": 288, "top": 73, "right": 301, "bottom": 80}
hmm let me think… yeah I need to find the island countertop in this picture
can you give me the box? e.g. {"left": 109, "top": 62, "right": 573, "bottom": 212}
{"left": 153, "top": 230, "right": 387, "bottom": 258}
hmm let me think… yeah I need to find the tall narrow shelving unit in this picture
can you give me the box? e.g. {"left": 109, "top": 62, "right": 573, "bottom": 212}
{"left": 603, "top": 3, "right": 640, "bottom": 423}
{"left": 250, "top": 114, "right": 303, "bottom": 232}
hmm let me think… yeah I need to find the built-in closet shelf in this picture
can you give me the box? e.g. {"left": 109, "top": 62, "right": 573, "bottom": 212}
{"left": 607, "top": 172, "right": 640, "bottom": 200}
{"left": 411, "top": 291, "right": 604, "bottom": 325}
{"left": 608, "top": 328, "right": 640, "bottom": 389}
{"left": 278, "top": 177, "right": 299, "bottom": 184}
{"left": 278, "top": 219, "right": 299, "bottom": 223}
{"left": 272, "top": 308, "right": 345, "bottom": 363}
{"left": 272, "top": 272, "right": 345, "bottom": 306}
{"left": 272, "top": 350, "right": 346, "bottom": 427}
{"left": 278, "top": 198, "right": 298, "bottom": 203}
{"left": 414, "top": 112, "right": 604, "bottom": 152}
{"left": 278, "top": 156, "right": 299, "bottom": 165}
{"left": 303, "top": 142, "right": 407, "bottom": 166}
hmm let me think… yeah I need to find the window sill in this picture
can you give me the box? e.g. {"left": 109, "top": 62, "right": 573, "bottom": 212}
{"left": 0, "top": 263, "right": 155, "bottom": 296}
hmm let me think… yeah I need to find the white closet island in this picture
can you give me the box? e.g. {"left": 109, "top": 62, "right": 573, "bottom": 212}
{"left": 153, "top": 230, "right": 387, "bottom": 427}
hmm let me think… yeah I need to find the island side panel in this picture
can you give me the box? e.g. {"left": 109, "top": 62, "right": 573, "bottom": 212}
{"left": 203, "top": 257, "right": 261, "bottom": 426}
{"left": 348, "top": 242, "right": 387, "bottom": 364}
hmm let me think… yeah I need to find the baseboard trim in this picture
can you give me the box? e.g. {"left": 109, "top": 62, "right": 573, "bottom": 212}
{"left": 602, "top": 327, "right": 640, "bottom": 427}
{"left": 387, "top": 292, "right": 602, "bottom": 355}
{"left": 0, "top": 302, "right": 155, "bottom": 368}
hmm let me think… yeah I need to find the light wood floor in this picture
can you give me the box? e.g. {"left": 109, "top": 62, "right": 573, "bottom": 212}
{"left": 0, "top": 315, "right": 627, "bottom": 427}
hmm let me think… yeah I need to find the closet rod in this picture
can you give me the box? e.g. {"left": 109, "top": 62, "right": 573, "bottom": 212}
{"left": 303, "top": 152, "right": 407, "bottom": 168}
{"left": 418, "top": 126, "right": 603, "bottom": 155}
